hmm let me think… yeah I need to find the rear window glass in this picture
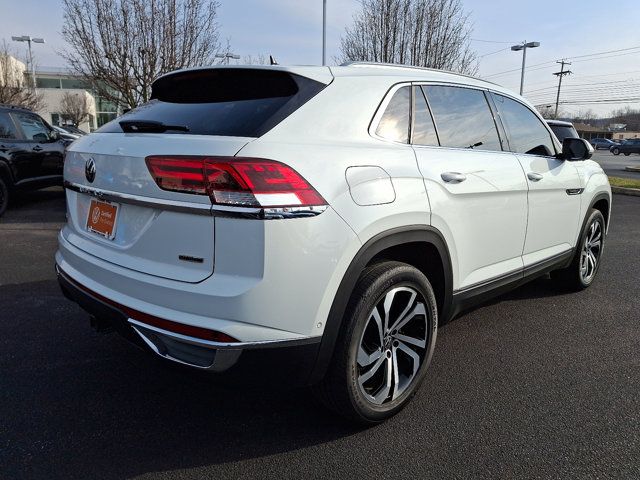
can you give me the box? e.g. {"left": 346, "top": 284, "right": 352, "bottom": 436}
{"left": 97, "top": 69, "right": 326, "bottom": 137}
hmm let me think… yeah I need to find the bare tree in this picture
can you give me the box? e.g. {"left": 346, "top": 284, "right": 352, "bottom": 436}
{"left": 609, "top": 106, "right": 640, "bottom": 131}
{"left": 536, "top": 105, "right": 556, "bottom": 119}
{"left": 339, "top": 0, "right": 477, "bottom": 74}
{"left": 61, "top": 0, "right": 224, "bottom": 109}
{"left": 60, "top": 91, "right": 91, "bottom": 126}
{"left": 0, "top": 41, "right": 43, "bottom": 110}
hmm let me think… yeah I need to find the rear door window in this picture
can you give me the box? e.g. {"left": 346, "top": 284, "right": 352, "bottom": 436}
{"left": 0, "top": 113, "right": 18, "bottom": 140}
{"left": 423, "top": 85, "right": 502, "bottom": 151}
{"left": 12, "top": 112, "right": 52, "bottom": 142}
{"left": 98, "top": 69, "right": 326, "bottom": 138}
{"left": 375, "top": 86, "right": 411, "bottom": 143}
{"left": 493, "top": 93, "right": 556, "bottom": 156}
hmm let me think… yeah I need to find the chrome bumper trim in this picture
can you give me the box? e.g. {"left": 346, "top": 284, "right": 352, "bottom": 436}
{"left": 64, "top": 181, "right": 328, "bottom": 219}
{"left": 128, "top": 319, "right": 320, "bottom": 351}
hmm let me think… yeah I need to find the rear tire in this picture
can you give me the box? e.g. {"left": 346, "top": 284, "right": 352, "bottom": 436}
{"left": 624, "top": 152, "right": 630, "bottom": 156}
{"left": 612, "top": 148, "right": 620, "bottom": 155}
{"left": 552, "top": 209, "right": 605, "bottom": 291}
{"left": 0, "top": 176, "right": 8, "bottom": 218}
{"left": 314, "top": 261, "right": 438, "bottom": 424}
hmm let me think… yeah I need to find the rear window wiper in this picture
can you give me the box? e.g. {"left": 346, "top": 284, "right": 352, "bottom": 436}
{"left": 119, "top": 120, "right": 189, "bottom": 133}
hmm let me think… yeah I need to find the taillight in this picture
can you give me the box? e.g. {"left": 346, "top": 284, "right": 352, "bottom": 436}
{"left": 146, "top": 156, "right": 327, "bottom": 209}
{"left": 145, "top": 156, "right": 208, "bottom": 194}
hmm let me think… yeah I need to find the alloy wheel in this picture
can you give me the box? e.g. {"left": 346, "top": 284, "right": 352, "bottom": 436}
{"left": 580, "top": 220, "right": 602, "bottom": 284}
{"left": 357, "top": 286, "right": 429, "bottom": 405}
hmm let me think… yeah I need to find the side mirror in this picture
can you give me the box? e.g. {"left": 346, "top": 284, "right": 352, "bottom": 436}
{"left": 49, "top": 130, "right": 60, "bottom": 142}
{"left": 561, "top": 137, "right": 593, "bottom": 161}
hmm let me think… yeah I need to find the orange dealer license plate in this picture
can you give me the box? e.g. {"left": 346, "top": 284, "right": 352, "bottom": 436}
{"left": 86, "top": 199, "right": 119, "bottom": 240}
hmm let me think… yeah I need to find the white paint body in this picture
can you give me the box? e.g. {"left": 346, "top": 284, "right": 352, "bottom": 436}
{"left": 56, "top": 64, "right": 611, "bottom": 345}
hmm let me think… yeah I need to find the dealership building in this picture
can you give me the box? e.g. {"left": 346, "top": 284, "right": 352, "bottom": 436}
{"left": 4, "top": 55, "right": 119, "bottom": 132}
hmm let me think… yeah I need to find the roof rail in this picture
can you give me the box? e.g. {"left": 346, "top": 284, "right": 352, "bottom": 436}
{"left": 0, "top": 103, "right": 33, "bottom": 112}
{"left": 339, "top": 61, "right": 498, "bottom": 86}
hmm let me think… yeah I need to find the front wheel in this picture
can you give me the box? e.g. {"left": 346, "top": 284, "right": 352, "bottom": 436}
{"left": 624, "top": 152, "right": 630, "bottom": 156}
{"left": 612, "top": 148, "right": 620, "bottom": 155}
{"left": 552, "top": 209, "right": 605, "bottom": 290}
{"left": 315, "top": 261, "right": 438, "bottom": 424}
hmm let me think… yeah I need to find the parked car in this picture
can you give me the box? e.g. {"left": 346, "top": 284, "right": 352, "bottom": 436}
{"left": 611, "top": 138, "right": 640, "bottom": 155}
{"left": 546, "top": 119, "right": 579, "bottom": 143}
{"left": 56, "top": 64, "right": 611, "bottom": 423}
{"left": 53, "top": 125, "right": 80, "bottom": 141}
{"left": 60, "top": 124, "right": 87, "bottom": 136}
{"left": 590, "top": 137, "right": 619, "bottom": 150}
{"left": 0, "top": 104, "right": 66, "bottom": 216}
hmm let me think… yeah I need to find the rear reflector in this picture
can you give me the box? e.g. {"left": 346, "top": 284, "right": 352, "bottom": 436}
{"left": 60, "top": 268, "right": 238, "bottom": 343}
{"left": 146, "top": 156, "right": 326, "bottom": 208}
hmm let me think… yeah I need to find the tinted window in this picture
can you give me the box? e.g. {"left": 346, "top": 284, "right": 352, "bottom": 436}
{"left": 549, "top": 125, "right": 578, "bottom": 142}
{"left": 0, "top": 113, "right": 18, "bottom": 139}
{"left": 12, "top": 112, "right": 51, "bottom": 142}
{"left": 424, "top": 86, "right": 501, "bottom": 151}
{"left": 494, "top": 94, "right": 555, "bottom": 155}
{"left": 98, "top": 69, "right": 326, "bottom": 137}
{"left": 412, "top": 86, "right": 438, "bottom": 146}
{"left": 376, "top": 86, "right": 410, "bottom": 143}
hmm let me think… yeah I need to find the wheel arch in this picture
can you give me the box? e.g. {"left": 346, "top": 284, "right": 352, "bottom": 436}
{"left": 586, "top": 191, "right": 611, "bottom": 234}
{"left": 308, "top": 225, "right": 453, "bottom": 384}
{"left": 0, "top": 159, "right": 13, "bottom": 185}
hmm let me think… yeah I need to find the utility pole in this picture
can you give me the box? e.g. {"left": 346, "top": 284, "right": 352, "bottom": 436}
{"left": 322, "top": 0, "right": 327, "bottom": 66}
{"left": 511, "top": 40, "right": 540, "bottom": 95}
{"left": 553, "top": 60, "right": 572, "bottom": 118}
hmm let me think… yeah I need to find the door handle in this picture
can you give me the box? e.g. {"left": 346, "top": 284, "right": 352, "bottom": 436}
{"left": 527, "top": 172, "right": 543, "bottom": 182}
{"left": 441, "top": 172, "right": 467, "bottom": 183}
{"left": 32, "top": 145, "right": 43, "bottom": 152}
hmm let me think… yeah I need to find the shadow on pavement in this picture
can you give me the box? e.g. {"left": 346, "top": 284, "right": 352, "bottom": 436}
{"left": 0, "top": 280, "right": 361, "bottom": 479}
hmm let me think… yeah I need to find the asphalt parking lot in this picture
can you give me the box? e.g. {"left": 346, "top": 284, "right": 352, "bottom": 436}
{"left": 1, "top": 189, "right": 639, "bottom": 479}
{"left": 592, "top": 149, "right": 640, "bottom": 179}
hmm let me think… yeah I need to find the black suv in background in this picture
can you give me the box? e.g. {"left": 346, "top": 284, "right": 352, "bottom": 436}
{"left": 0, "top": 105, "right": 68, "bottom": 216}
{"left": 611, "top": 138, "right": 640, "bottom": 156}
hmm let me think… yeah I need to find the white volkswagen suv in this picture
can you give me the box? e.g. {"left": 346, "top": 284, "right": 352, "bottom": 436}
{"left": 56, "top": 63, "right": 611, "bottom": 423}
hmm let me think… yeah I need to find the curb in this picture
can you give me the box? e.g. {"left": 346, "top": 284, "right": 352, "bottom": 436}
{"left": 625, "top": 166, "right": 640, "bottom": 173}
{"left": 611, "top": 186, "right": 640, "bottom": 197}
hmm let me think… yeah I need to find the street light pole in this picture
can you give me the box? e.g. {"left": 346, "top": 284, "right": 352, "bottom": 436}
{"left": 511, "top": 40, "right": 540, "bottom": 96}
{"left": 215, "top": 52, "right": 241, "bottom": 65}
{"left": 11, "top": 35, "right": 45, "bottom": 89}
{"left": 322, "top": 0, "right": 327, "bottom": 66}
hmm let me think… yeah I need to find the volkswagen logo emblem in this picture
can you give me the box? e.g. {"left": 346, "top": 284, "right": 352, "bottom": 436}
{"left": 85, "top": 158, "right": 96, "bottom": 183}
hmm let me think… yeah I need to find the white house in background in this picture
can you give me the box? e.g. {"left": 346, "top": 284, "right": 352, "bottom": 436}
{"left": 2, "top": 55, "right": 119, "bottom": 132}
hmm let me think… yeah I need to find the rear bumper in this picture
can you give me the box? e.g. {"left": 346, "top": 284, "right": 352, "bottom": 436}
{"left": 57, "top": 265, "right": 321, "bottom": 385}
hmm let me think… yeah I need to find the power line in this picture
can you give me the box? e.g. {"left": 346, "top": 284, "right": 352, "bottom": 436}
{"left": 471, "top": 38, "right": 519, "bottom": 44}
{"left": 484, "top": 45, "right": 640, "bottom": 78}
{"left": 478, "top": 47, "right": 510, "bottom": 58}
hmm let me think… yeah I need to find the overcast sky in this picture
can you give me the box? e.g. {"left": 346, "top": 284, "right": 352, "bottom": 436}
{"left": 2, "top": 0, "right": 639, "bottom": 116}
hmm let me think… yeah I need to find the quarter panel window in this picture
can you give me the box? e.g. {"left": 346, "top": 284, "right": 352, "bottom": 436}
{"left": 412, "top": 86, "right": 438, "bottom": 146}
{"left": 375, "top": 86, "right": 410, "bottom": 143}
{"left": 493, "top": 94, "right": 556, "bottom": 156}
{"left": 423, "top": 85, "right": 502, "bottom": 151}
